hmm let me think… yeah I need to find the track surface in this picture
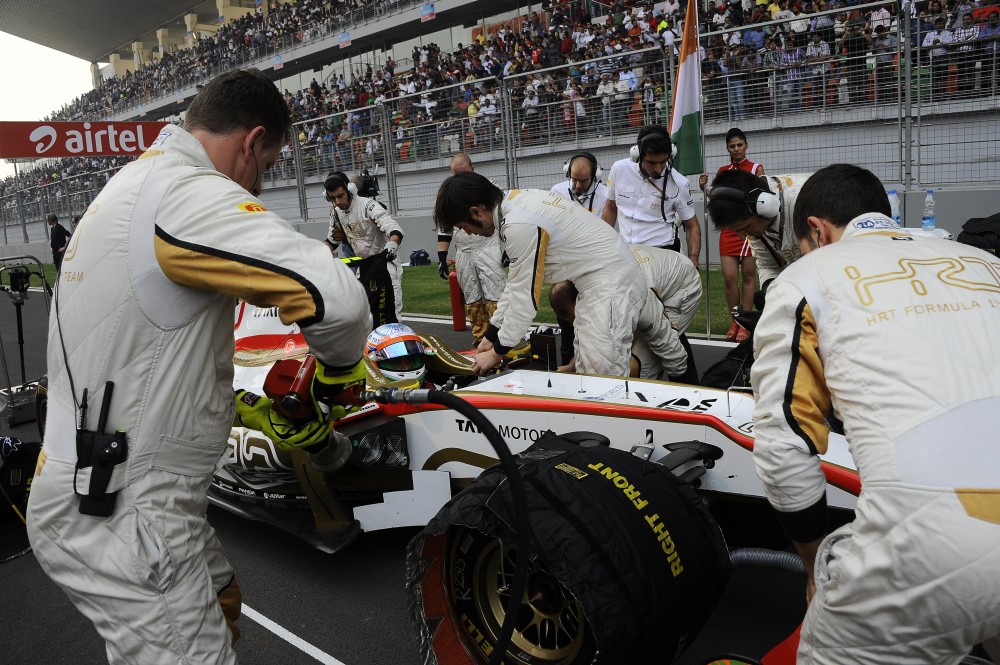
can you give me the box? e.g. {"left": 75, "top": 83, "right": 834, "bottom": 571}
{"left": 2, "top": 287, "right": 791, "bottom": 665}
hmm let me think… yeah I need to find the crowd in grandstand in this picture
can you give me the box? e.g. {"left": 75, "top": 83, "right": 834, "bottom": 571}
{"left": 4, "top": 0, "right": 999, "bottom": 203}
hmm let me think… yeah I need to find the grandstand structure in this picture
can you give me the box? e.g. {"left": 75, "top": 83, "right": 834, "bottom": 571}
{"left": 2, "top": 0, "right": 999, "bottom": 268}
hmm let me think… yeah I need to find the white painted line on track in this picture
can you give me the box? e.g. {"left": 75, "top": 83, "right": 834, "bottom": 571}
{"left": 242, "top": 604, "right": 347, "bottom": 665}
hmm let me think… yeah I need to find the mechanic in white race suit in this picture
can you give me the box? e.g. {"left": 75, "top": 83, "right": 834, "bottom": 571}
{"left": 706, "top": 169, "right": 810, "bottom": 284}
{"left": 751, "top": 164, "right": 1000, "bottom": 664}
{"left": 324, "top": 171, "right": 405, "bottom": 321}
{"left": 434, "top": 172, "right": 648, "bottom": 377}
{"left": 628, "top": 244, "right": 703, "bottom": 381}
{"left": 435, "top": 153, "right": 506, "bottom": 345}
{"left": 602, "top": 125, "right": 701, "bottom": 267}
{"left": 27, "top": 70, "right": 372, "bottom": 664}
{"left": 548, "top": 244, "right": 701, "bottom": 380}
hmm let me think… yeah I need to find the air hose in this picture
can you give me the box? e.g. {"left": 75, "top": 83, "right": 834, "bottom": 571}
{"left": 361, "top": 388, "right": 531, "bottom": 665}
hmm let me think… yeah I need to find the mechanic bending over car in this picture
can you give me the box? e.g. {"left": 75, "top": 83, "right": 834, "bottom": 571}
{"left": 28, "top": 68, "right": 372, "bottom": 665}
{"left": 434, "top": 172, "right": 673, "bottom": 378}
{"left": 549, "top": 244, "right": 703, "bottom": 383}
{"left": 751, "top": 164, "right": 1000, "bottom": 664}
{"left": 324, "top": 170, "right": 405, "bottom": 321}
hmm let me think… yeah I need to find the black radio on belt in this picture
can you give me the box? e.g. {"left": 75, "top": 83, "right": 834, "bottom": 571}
{"left": 75, "top": 381, "right": 128, "bottom": 517}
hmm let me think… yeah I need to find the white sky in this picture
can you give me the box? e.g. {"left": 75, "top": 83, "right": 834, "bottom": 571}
{"left": 0, "top": 32, "right": 96, "bottom": 180}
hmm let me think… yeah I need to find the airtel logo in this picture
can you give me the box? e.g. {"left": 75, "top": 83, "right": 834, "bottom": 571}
{"left": 29, "top": 126, "right": 58, "bottom": 154}
{"left": 27, "top": 122, "right": 153, "bottom": 156}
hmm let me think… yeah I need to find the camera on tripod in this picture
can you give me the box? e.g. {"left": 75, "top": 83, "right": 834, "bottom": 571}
{"left": 6, "top": 267, "right": 30, "bottom": 305}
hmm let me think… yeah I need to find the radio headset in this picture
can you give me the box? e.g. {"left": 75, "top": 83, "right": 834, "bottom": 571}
{"left": 562, "top": 152, "right": 603, "bottom": 212}
{"left": 709, "top": 177, "right": 786, "bottom": 268}
{"left": 629, "top": 126, "right": 679, "bottom": 225}
{"left": 53, "top": 242, "right": 128, "bottom": 517}
{"left": 708, "top": 182, "right": 781, "bottom": 219}
{"left": 324, "top": 172, "right": 358, "bottom": 201}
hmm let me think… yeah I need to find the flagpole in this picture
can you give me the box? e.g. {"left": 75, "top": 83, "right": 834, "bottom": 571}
{"left": 669, "top": 0, "right": 711, "bottom": 338}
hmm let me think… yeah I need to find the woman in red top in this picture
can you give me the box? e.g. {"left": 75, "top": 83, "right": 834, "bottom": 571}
{"left": 699, "top": 128, "right": 764, "bottom": 342}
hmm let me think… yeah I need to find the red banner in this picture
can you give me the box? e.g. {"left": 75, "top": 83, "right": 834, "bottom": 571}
{"left": 0, "top": 121, "right": 169, "bottom": 159}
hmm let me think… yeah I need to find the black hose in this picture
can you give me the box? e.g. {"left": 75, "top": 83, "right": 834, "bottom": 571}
{"left": 730, "top": 547, "right": 806, "bottom": 575}
{"left": 361, "top": 388, "right": 531, "bottom": 665}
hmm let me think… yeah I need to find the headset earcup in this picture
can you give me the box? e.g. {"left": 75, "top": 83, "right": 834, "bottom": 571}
{"left": 563, "top": 159, "right": 571, "bottom": 178}
{"left": 629, "top": 144, "right": 640, "bottom": 162}
{"left": 348, "top": 182, "right": 358, "bottom": 196}
{"left": 595, "top": 164, "right": 603, "bottom": 180}
{"left": 752, "top": 191, "right": 780, "bottom": 218}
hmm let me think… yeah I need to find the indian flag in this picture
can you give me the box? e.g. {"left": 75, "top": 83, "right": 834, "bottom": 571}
{"left": 669, "top": 0, "right": 704, "bottom": 175}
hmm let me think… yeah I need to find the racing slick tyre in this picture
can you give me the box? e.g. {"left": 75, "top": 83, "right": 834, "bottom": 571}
{"left": 406, "top": 431, "right": 732, "bottom": 664}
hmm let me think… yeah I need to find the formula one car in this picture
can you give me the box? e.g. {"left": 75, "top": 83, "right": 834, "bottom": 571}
{"left": 213, "top": 303, "right": 867, "bottom": 665}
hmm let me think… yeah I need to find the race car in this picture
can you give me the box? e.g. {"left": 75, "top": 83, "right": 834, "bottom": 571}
{"left": 216, "top": 302, "right": 865, "bottom": 665}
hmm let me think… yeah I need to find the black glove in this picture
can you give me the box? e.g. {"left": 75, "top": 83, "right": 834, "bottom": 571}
{"left": 437, "top": 250, "right": 449, "bottom": 279}
{"left": 501, "top": 251, "right": 511, "bottom": 268}
{"left": 731, "top": 305, "right": 761, "bottom": 333}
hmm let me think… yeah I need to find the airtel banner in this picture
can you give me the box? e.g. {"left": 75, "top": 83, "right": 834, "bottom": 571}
{"left": 0, "top": 121, "right": 169, "bottom": 159}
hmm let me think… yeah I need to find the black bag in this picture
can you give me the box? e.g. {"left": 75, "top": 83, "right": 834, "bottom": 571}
{"left": 356, "top": 253, "right": 397, "bottom": 327}
{"left": 408, "top": 248, "right": 430, "bottom": 266}
{"left": 957, "top": 212, "right": 1000, "bottom": 255}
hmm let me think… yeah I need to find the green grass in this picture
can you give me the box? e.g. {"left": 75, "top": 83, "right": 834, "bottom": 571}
{"left": 402, "top": 264, "right": 736, "bottom": 338}
{"left": 29, "top": 261, "right": 736, "bottom": 338}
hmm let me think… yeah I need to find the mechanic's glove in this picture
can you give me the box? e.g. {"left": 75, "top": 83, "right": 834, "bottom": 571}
{"left": 437, "top": 250, "right": 449, "bottom": 279}
{"left": 312, "top": 357, "right": 367, "bottom": 421}
{"left": 234, "top": 390, "right": 329, "bottom": 450}
{"left": 501, "top": 251, "right": 511, "bottom": 268}
{"left": 384, "top": 239, "right": 399, "bottom": 262}
{"left": 731, "top": 305, "right": 762, "bottom": 333}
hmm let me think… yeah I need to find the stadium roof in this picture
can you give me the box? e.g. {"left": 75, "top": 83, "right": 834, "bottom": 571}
{"left": 0, "top": 0, "right": 221, "bottom": 63}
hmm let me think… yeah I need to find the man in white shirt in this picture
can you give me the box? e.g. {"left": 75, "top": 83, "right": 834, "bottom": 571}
{"left": 922, "top": 18, "right": 954, "bottom": 101}
{"left": 602, "top": 126, "right": 702, "bottom": 266}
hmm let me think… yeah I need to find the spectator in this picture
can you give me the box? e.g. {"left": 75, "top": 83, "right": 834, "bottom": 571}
{"left": 922, "top": 17, "right": 954, "bottom": 100}
{"left": 872, "top": 24, "right": 900, "bottom": 102}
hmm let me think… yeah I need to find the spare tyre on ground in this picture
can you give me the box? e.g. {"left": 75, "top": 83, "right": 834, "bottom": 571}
{"left": 406, "top": 430, "right": 732, "bottom": 664}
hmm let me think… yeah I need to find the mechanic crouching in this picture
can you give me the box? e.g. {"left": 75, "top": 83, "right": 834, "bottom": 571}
{"left": 27, "top": 69, "right": 372, "bottom": 664}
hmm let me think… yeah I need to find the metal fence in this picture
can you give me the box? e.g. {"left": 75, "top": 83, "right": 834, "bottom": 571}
{"left": 5, "top": 0, "right": 999, "bottom": 233}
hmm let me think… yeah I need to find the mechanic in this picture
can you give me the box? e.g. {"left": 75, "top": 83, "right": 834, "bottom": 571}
{"left": 324, "top": 170, "right": 405, "bottom": 322}
{"left": 752, "top": 163, "right": 1000, "bottom": 664}
{"left": 434, "top": 153, "right": 506, "bottom": 346}
{"left": 706, "top": 169, "right": 810, "bottom": 284}
{"left": 602, "top": 125, "right": 701, "bottom": 268}
{"left": 547, "top": 151, "right": 609, "bottom": 366}
{"left": 549, "top": 244, "right": 701, "bottom": 382}
{"left": 27, "top": 69, "right": 372, "bottom": 665}
{"left": 434, "top": 172, "right": 650, "bottom": 377}
{"left": 365, "top": 322, "right": 429, "bottom": 386}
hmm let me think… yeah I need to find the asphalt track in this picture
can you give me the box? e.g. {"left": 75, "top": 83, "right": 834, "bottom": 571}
{"left": 0, "top": 283, "right": 796, "bottom": 665}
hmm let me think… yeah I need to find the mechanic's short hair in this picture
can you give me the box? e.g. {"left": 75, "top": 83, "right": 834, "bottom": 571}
{"left": 434, "top": 172, "right": 503, "bottom": 233}
{"left": 792, "top": 164, "right": 891, "bottom": 239}
{"left": 707, "top": 169, "right": 769, "bottom": 230}
{"left": 185, "top": 68, "right": 291, "bottom": 151}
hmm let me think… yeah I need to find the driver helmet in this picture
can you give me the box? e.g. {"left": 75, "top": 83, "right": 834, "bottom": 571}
{"left": 365, "top": 323, "right": 427, "bottom": 383}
